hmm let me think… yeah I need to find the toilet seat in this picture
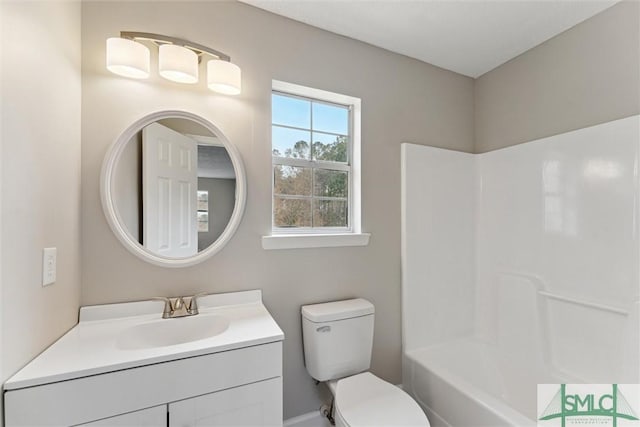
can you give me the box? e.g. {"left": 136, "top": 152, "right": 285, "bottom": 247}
{"left": 333, "top": 372, "right": 430, "bottom": 427}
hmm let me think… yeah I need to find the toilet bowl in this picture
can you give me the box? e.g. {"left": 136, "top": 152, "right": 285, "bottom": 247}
{"left": 301, "top": 298, "right": 430, "bottom": 427}
{"left": 328, "top": 372, "right": 429, "bottom": 427}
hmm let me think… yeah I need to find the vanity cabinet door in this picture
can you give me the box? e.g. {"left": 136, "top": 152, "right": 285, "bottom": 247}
{"left": 78, "top": 405, "right": 167, "bottom": 426}
{"left": 169, "top": 377, "right": 282, "bottom": 427}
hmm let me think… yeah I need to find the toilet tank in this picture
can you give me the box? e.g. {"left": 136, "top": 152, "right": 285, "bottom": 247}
{"left": 301, "top": 298, "right": 375, "bottom": 381}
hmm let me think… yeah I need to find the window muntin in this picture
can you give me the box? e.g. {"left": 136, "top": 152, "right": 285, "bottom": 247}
{"left": 272, "top": 91, "right": 352, "bottom": 232}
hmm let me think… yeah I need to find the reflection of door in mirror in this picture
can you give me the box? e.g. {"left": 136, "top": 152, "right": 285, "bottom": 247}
{"left": 111, "top": 116, "right": 237, "bottom": 259}
{"left": 143, "top": 123, "right": 198, "bottom": 257}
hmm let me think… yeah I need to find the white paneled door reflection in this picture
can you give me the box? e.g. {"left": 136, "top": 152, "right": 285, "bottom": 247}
{"left": 143, "top": 123, "right": 198, "bottom": 257}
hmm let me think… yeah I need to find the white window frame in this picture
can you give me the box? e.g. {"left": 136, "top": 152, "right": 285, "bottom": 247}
{"left": 262, "top": 80, "right": 369, "bottom": 250}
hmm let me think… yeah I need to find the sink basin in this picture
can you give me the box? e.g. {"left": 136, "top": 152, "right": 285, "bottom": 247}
{"left": 4, "top": 290, "right": 285, "bottom": 393}
{"left": 117, "top": 314, "right": 230, "bottom": 350}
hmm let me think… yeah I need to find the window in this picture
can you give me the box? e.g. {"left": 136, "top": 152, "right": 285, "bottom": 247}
{"left": 197, "top": 190, "right": 209, "bottom": 232}
{"left": 263, "top": 81, "right": 369, "bottom": 250}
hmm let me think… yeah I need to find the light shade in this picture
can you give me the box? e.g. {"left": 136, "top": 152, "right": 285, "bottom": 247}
{"left": 106, "top": 37, "right": 150, "bottom": 79}
{"left": 158, "top": 44, "right": 198, "bottom": 84}
{"left": 207, "top": 60, "right": 241, "bottom": 95}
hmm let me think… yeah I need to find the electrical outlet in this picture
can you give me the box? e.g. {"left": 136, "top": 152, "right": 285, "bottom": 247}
{"left": 42, "top": 247, "right": 57, "bottom": 286}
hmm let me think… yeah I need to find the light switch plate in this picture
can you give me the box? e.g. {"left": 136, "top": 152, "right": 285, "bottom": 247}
{"left": 42, "top": 247, "right": 57, "bottom": 286}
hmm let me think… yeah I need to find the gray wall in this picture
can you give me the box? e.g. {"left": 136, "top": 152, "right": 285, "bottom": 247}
{"left": 1, "top": 1, "right": 82, "bottom": 423}
{"left": 80, "top": 0, "right": 474, "bottom": 419}
{"left": 474, "top": 1, "right": 640, "bottom": 152}
{"left": 197, "top": 178, "right": 236, "bottom": 251}
{"left": 79, "top": 0, "right": 639, "bottom": 420}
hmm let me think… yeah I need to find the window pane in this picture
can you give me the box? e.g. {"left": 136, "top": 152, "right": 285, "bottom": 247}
{"left": 274, "top": 197, "right": 311, "bottom": 227}
{"left": 313, "top": 102, "right": 348, "bottom": 135}
{"left": 312, "top": 132, "right": 348, "bottom": 163}
{"left": 272, "top": 94, "right": 310, "bottom": 129}
{"left": 313, "top": 199, "right": 348, "bottom": 227}
{"left": 314, "top": 169, "right": 348, "bottom": 198}
{"left": 197, "top": 191, "right": 208, "bottom": 211}
{"left": 272, "top": 126, "right": 310, "bottom": 159}
{"left": 274, "top": 166, "right": 312, "bottom": 196}
{"left": 197, "top": 211, "right": 209, "bottom": 232}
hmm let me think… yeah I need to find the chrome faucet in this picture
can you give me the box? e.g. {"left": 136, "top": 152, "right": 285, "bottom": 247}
{"left": 152, "top": 293, "right": 207, "bottom": 319}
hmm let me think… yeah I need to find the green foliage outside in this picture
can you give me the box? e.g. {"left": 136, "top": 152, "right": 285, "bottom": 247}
{"left": 273, "top": 136, "right": 348, "bottom": 228}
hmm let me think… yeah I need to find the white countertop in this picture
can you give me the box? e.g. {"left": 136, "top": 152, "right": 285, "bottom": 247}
{"left": 4, "top": 290, "right": 284, "bottom": 390}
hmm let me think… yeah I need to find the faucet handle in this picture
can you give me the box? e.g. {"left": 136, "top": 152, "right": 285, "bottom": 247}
{"left": 187, "top": 292, "right": 209, "bottom": 314}
{"left": 173, "top": 296, "right": 185, "bottom": 310}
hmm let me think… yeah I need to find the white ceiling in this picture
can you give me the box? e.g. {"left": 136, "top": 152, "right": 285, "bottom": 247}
{"left": 240, "top": 0, "right": 619, "bottom": 77}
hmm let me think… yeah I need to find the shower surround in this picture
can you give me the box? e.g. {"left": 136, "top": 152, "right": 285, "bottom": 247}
{"left": 401, "top": 116, "right": 640, "bottom": 425}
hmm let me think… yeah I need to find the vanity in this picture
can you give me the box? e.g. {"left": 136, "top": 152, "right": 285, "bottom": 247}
{"left": 3, "top": 290, "right": 284, "bottom": 426}
{"left": 3, "top": 110, "right": 279, "bottom": 425}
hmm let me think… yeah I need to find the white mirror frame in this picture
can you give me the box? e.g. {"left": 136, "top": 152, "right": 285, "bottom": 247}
{"left": 100, "top": 110, "right": 247, "bottom": 268}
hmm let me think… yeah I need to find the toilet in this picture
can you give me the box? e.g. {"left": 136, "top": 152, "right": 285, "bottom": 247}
{"left": 302, "top": 298, "right": 430, "bottom": 427}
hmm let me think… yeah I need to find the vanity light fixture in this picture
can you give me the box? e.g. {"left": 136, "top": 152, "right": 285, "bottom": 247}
{"left": 106, "top": 31, "right": 242, "bottom": 95}
{"left": 207, "top": 60, "right": 242, "bottom": 95}
{"left": 158, "top": 44, "right": 199, "bottom": 84}
{"left": 106, "top": 37, "right": 150, "bottom": 79}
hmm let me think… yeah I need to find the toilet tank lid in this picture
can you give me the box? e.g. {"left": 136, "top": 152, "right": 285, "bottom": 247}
{"left": 301, "top": 298, "right": 374, "bottom": 323}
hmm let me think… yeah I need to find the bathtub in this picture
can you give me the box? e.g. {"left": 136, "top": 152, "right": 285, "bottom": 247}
{"left": 403, "top": 337, "right": 564, "bottom": 427}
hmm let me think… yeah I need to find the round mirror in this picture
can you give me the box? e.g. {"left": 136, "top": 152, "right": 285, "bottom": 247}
{"left": 101, "top": 110, "right": 246, "bottom": 267}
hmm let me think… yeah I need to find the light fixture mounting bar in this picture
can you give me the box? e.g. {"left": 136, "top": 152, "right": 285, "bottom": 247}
{"left": 120, "top": 31, "right": 231, "bottom": 62}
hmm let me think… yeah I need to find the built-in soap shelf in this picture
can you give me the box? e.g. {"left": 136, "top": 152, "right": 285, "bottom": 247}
{"left": 495, "top": 270, "right": 638, "bottom": 383}
{"left": 538, "top": 290, "right": 629, "bottom": 315}
{"left": 498, "top": 271, "right": 631, "bottom": 315}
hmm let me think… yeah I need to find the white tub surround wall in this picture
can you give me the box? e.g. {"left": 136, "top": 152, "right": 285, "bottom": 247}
{"left": 402, "top": 116, "right": 640, "bottom": 425}
{"left": 400, "top": 144, "right": 476, "bottom": 352}
{"left": 475, "top": 116, "right": 639, "bottom": 384}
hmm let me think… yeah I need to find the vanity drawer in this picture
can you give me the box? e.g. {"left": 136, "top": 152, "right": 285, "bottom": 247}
{"left": 169, "top": 377, "right": 282, "bottom": 426}
{"left": 78, "top": 405, "right": 166, "bottom": 427}
{"left": 4, "top": 341, "right": 282, "bottom": 426}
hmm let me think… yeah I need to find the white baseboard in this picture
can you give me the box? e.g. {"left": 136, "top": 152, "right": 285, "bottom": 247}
{"left": 283, "top": 410, "right": 325, "bottom": 427}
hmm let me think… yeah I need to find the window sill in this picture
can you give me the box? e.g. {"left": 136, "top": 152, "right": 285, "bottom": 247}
{"left": 261, "top": 233, "right": 371, "bottom": 250}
